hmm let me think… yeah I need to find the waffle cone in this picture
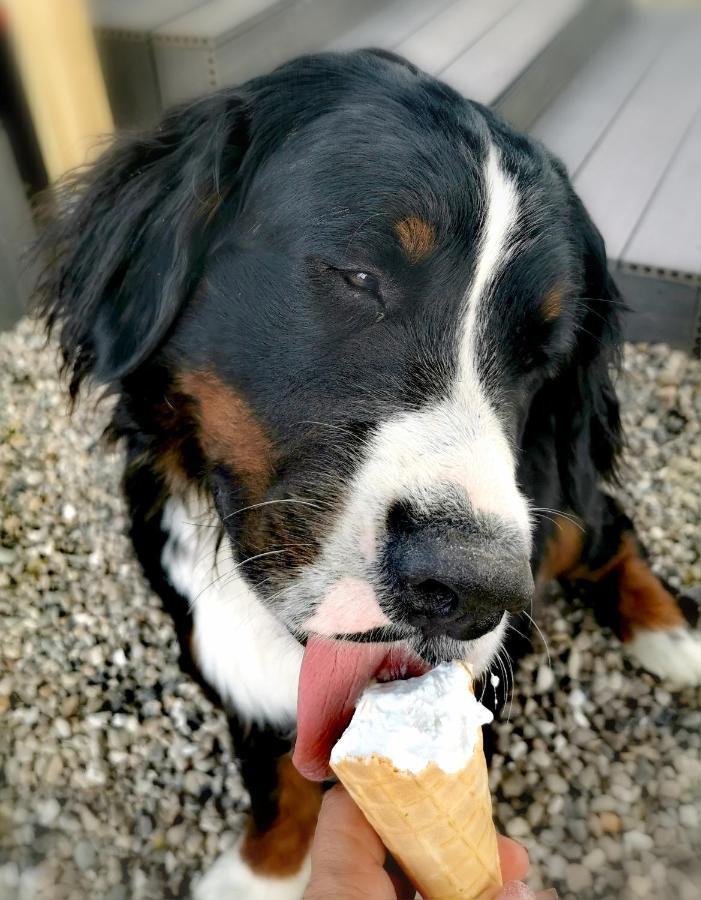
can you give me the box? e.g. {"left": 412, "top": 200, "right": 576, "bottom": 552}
{"left": 331, "top": 727, "right": 501, "bottom": 900}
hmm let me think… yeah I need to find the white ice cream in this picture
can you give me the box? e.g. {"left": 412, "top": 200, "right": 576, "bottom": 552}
{"left": 330, "top": 661, "right": 494, "bottom": 774}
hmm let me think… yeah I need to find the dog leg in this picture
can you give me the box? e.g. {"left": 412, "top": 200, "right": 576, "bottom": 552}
{"left": 194, "top": 722, "right": 321, "bottom": 900}
{"left": 539, "top": 495, "right": 701, "bottom": 687}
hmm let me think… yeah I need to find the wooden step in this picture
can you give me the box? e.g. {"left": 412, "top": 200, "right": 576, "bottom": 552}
{"left": 90, "top": 0, "right": 208, "bottom": 126}
{"left": 151, "top": 0, "right": 379, "bottom": 109}
{"left": 94, "top": 0, "right": 624, "bottom": 131}
{"left": 333, "top": 0, "right": 626, "bottom": 130}
{"left": 531, "top": 8, "right": 701, "bottom": 354}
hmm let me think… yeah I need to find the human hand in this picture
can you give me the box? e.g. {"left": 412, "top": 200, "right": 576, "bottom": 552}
{"left": 305, "top": 784, "right": 557, "bottom": 900}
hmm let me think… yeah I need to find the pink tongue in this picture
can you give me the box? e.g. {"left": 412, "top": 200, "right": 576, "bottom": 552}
{"left": 293, "top": 637, "right": 392, "bottom": 781}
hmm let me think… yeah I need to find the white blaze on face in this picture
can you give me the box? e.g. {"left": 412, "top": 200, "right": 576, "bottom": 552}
{"left": 450, "top": 144, "right": 527, "bottom": 533}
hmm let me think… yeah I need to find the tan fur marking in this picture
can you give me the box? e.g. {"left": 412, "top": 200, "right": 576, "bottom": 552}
{"left": 537, "top": 516, "right": 584, "bottom": 585}
{"left": 573, "top": 535, "right": 685, "bottom": 641}
{"left": 178, "top": 371, "right": 273, "bottom": 495}
{"left": 540, "top": 526, "right": 686, "bottom": 641}
{"left": 542, "top": 286, "right": 563, "bottom": 321}
{"left": 569, "top": 534, "right": 641, "bottom": 584}
{"left": 154, "top": 444, "right": 191, "bottom": 496}
{"left": 395, "top": 216, "right": 436, "bottom": 261}
{"left": 241, "top": 756, "right": 321, "bottom": 876}
{"left": 616, "top": 553, "right": 686, "bottom": 641}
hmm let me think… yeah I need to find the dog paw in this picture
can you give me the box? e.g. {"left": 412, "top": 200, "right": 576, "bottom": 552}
{"left": 193, "top": 838, "right": 310, "bottom": 900}
{"left": 626, "top": 626, "right": 701, "bottom": 688}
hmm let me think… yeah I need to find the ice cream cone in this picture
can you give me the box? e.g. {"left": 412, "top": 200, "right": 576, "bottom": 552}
{"left": 330, "top": 662, "right": 502, "bottom": 900}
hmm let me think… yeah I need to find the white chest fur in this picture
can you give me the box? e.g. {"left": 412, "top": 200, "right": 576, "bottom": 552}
{"left": 160, "top": 496, "right": 303, "bottom": 726}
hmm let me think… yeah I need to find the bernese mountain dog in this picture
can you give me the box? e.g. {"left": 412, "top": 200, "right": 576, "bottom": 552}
{"left": 35, "top": 49, "right": 700, "bottom": 898}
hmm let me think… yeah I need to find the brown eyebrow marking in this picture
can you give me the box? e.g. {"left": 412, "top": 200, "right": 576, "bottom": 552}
{"left": 395, "top": 216, "right": 436, "bottom": 262}
{"left": 542, "top": 286, "right": 564, "bottom": 321}
{"left": 177, "top": 370, "right": 273, "bottom": 499}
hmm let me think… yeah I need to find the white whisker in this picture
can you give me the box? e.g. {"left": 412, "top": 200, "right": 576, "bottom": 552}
{"left": 192, "top": 546, "right": 311, "bottom": 607}
{"left": 532, "top": 511, "right": 561, "bottom": 530}
{"left": 222, "top": 497, "right": 323, "bottom": 522}
{"left": 530, "top": 507, "right": 585, "bottom": 532}
{"left": 523, "top": 610, "right": 552, "bottom": 669}
{"left": 503, "top": 649, "right": 515, "bottom": 723}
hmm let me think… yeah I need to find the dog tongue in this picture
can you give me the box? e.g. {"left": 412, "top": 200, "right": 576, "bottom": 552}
{"left": 293, "top": 637, "right": 395, "bottom": 781}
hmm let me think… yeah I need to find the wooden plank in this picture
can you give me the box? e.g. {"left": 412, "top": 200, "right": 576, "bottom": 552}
{"left": 574, "top": 19, "right": 701, "bottom": 261}
{"left": 496, "top": 0, "right": 628, "bottom": 130}
{"left": 440, "top": 0, "right": 583, "bottom": 104}
{"left": 156, "top": 0, "right": 283, "bottom": 40}
{"left": 211, "top": 0, "right": 379, "bottom": 76}
{"left": 622, "top": 106, "right": 701, "bottom": 274}
{"left": 6, "top": 0, "right": 113, "bottom": 182}
{"left": 154, "top": 0, "right": 380, "bottom": 106}
{"left": 327, "top": 0, "right": 457, "bottom": 53}
{"left": 395, "top": 0, "right": 518, "bottom": 76}
{"left": 530, "top": 12, "right": 679, "bottom": 174}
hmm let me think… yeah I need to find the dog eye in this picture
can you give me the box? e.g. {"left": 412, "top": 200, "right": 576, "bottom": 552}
{"left": 343, "top": 271, "right": 381, "bottom": 295}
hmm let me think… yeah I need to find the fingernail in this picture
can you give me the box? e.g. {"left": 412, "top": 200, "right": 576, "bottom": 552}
{"left": 498, "top": 882, "right": 537, "bottom": 900}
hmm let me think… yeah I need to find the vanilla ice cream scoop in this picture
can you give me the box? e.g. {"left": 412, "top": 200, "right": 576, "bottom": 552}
{"left": 331, "top": 661, "right": 503, "bottom": 900}
{"left": 331, "top": 662, "right": 494, "bottom": 773}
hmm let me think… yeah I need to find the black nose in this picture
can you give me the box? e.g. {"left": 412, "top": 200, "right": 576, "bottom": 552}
{"left": 384, "top": 504, "right": 533, "bottom": 641}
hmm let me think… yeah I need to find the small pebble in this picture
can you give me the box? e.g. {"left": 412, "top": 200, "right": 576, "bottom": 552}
{"left": 62, "top": 503, "right": 77, "bottom": 523}
{"left": 583, "top": 847, "right": 606, "bottom": 870}
{"left": 505, "top": 817, "right": 531, "bottom": 839}
{"left": 623, "top": 831, "right": 654, "bottom": 853}
{"left": 36, "top": 798, "right": 61, "bottom": 826}
{"left": 628, "top": 874, "right": 653, "bottom": 897}
{"left": 599, "top": 811, "right": 623, "bottom": 834}
{"left": 545, "top": 773, "right": 569, "bottom": 795}
{"left": 678, "top": 805, "right": 699, "bottom": 829}
{"left": 535, "top": 665, "right": 555, "bottom": 693}
{"left": 566, "top": 863, "right": 593, "bottom": 892}
{"left": 73, "top": 840, "right": 96, "bottom": 871}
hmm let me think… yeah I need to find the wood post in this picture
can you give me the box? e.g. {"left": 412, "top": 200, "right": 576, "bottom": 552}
{"left": 5, "top": 0, "right": 113, "bottom": 182}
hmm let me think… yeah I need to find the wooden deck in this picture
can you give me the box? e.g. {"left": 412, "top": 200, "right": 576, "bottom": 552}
{"left": 531, "top": 7, "right": 701, "bottom": 351}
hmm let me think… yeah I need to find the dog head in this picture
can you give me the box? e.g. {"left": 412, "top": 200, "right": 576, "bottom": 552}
{"left": 37, "top": 50, "right": 622, "bottom": 776}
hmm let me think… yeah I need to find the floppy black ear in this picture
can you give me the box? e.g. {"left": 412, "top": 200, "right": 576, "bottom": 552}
{"left": 34, "top": 89, "right": 249, "bottom": 395}
{"left": 553, "top": 193, "right": 624, "bottom": 515}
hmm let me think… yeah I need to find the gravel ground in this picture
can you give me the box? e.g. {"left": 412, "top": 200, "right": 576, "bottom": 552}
{"left": 1, "top": 317, "right": 700, "bottom": 900}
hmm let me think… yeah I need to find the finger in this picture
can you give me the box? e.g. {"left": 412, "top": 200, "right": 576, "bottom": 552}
{"left": 496, "top": 836, "right": 530, "bottom": 882}
{"left": 306, "top": 785, "right": 396, "bottom": 900}
{"left": 495, "top": 881, "right": 537, "bottom": 899}
{"left": 495, "top": 882, "right": 559, "bottom": 900}
{"left": 314, "top": 784, "right": 386, "bottom": 867}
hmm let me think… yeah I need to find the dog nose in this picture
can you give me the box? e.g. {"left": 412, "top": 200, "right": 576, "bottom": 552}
{"left": 384, "top": 504, "right": 533, "bottom": 641}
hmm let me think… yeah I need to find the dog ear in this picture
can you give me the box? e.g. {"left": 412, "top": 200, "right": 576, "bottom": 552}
{"left": 34, "top": 90, "right": 250, "bottom": 395}
{"left": 553, "top": 192, "right": 624, "bottom": 513}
